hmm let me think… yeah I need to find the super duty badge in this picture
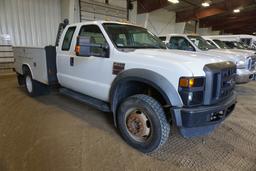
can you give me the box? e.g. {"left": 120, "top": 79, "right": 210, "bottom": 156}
{"left": 112, "top": 62, "right": 125, "bottom": 75}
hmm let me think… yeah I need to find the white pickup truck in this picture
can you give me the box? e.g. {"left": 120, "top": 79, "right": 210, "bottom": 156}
{"left": 14, "top": 21, "right": 237, "bottom": 153}
{"left": 203, "top": 36, "right": 256, "bottom": 54}
{"left": 159, "top": 34, "right": 256, "bottom": 83}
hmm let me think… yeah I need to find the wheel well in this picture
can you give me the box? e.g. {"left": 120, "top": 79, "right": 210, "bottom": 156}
{"left": 112, "top": 80, "right": 171, "bottom": 113}
{"left": 111, "top": 80, "right": 173, "bottom": 126}
{"left": 22, "top": 64, "right": 31, "bottom": 75}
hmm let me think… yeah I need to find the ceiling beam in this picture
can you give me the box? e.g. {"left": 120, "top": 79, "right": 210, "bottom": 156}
{"left": 224, "top": 28, "right": 256, "bottom": 34}
{"left": 176, "top": 0, "right": 255, "bottom": 23}
{"left": 199, "top": 9, "right": 256, "bottom": 28}
{"left": 223, "top": 24, "right": 256, "bottom": 34}
{"left": 211, "top": 17, "right": 256, "bottom": 30}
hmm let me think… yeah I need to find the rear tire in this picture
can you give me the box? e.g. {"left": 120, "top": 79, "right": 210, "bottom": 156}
{"left": 24, "top": 70, "right": 48, "bottom": 97}
{"left": 16, "top": 73, "right": 24, "bottom": 86}
{"left": 117, "top": 94, "right": 170, "bottom": 153}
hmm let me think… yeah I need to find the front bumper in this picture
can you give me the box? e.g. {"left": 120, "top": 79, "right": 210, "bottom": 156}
{"left": 172, "top": 93, "right": 237, "bottom": 138}
{"left": 236, "top": 69, "right": 255, "bottom": 83}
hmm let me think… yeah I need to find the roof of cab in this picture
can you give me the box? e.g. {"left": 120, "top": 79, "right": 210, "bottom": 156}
{"left": 158, "top": 33, "right": 199, "bottom": 37}
{"left": 67, "top": 20, "right": 141, "bottom": 27}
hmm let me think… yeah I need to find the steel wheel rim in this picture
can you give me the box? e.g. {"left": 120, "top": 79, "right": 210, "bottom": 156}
{"left": 125, "top": 108, "right": 152, "bottom": 143}
{"left": 25, "top": 75, "right": 33, "bottom": 93}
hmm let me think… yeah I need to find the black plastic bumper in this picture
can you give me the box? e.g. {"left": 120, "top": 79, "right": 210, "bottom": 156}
{"left": 172, "top": 93, "right": 237, "bottom": 138}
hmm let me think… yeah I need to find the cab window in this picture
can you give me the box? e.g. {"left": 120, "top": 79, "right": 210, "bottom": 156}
{"left": 168, "top": 37, "right": 195, "bottom": 51}
{"left": 207, "top": 40, "right": 217, "bottom": 48}
{"left": 62, "top": 26, "right": 76, "bottom": 51}
{"left": 159, "top": 36, "right": 167, "bottom": 41}
{"left": 79, "top": 25, "right": 107, "bottom": 57}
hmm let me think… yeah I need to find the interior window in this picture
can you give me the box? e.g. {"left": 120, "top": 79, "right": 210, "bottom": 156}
{"left": 241, "top": 38, "right": 252, "bottom": 46}
{"left": 133, "top": 32, "right": 156, "bottom": 45}
{"left": 168, "top": 37, "right": 195, "bottom": 51}
{"left": 62, "top": 26, "right": 76, "bottom": 51}
{"left": 159, "top": 36, "right": 167, "bottom": 41}
{"left": 116, "top": 33, "right": 128, "bottom": 47}
{"left": 207, "top": 40, "right": 217, "bottom": 48}
{"left": 79, "top": 25, "right": 107, "bottom": 56}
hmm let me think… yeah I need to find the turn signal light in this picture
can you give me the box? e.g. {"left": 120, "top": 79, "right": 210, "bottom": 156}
{"left": 75, "top": 45, "right": 80, "bottom": 54}
{"left": 179, "top": 78, "right": 195, "bottom": 88}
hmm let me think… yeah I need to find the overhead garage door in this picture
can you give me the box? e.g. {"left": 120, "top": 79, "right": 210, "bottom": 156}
{"left": 79, "top": 0, "right": 127, "bottom": 22}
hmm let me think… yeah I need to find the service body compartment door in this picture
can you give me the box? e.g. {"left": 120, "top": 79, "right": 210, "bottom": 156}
{"left": 13, "top": 47, "right": 49, "bottom": 85}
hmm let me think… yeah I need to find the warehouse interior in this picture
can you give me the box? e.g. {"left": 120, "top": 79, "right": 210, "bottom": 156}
{"left": 0, "top": 0, "right": 256, "bottom": 170}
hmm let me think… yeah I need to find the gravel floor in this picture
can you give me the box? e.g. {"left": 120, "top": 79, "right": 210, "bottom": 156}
{"left": 0, "top": 75, "right": 256, "bottom": 171}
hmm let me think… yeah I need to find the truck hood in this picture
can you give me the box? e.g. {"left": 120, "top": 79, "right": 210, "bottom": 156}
{"left": 228, "top": 49, "right": 256, "bottom": 55}
{"left": 127, "top": 49, "right": 226, "bottom": 75}
{"left": 206, "top": 49, "right": 247, "bottom": 62}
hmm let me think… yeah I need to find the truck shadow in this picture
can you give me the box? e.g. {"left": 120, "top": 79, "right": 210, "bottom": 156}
{"left": 35, "top": 90, "right": 117, "bottom": 135}
{"left": 33, "top": 84, "right": 256, "bottom": 170}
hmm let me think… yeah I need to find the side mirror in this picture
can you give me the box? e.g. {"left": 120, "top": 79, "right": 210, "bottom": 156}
{"left": 75, "top": 36, "right": 109, "bottom": 58}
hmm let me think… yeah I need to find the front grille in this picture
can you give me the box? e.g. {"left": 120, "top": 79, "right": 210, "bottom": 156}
{"left": 247, "top": 56, "right": 256, "bottom": 71}
{"left": 204, "top": 62, "right": 236, "bottom": 105}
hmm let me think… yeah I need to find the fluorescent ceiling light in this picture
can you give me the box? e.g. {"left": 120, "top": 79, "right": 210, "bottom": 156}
{"left": 233, "top": 9, "right": 240, "bottom": 13}
{"left": 168, "top": 0, "right": 179, "bottom": 4}
{"left": 202, "top": 2, "right": 210, "bottom": 7}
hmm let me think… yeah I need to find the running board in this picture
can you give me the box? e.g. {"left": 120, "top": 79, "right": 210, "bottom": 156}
{"left": 60, "top": 88, "right": 111, "bottom": 112}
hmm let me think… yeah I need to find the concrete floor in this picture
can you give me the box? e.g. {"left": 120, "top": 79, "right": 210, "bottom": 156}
{"left": 0, "top": 75, "right": 256, "bottom": 171}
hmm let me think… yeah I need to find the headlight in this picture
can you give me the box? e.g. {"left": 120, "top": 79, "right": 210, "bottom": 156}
{"left": 236, "top": 60, "right": 246, "bottom": 69}
{"left": 178, "top": 77, "right": 205, "bottom": 107}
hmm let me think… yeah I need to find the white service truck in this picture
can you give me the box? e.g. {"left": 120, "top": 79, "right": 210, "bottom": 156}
{"left": 14, "top": 21, "right": 237, "bottom": 153}
{"left": 159, "top": 34, "right": 256, "bottom": 83}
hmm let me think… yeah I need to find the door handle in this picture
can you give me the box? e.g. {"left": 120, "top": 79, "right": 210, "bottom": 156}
{"left": 70, "top": 57, "right": 74, "bottom": 66}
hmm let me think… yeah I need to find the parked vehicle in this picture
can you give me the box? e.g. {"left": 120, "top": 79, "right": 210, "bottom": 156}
{"left": 159, "top": 34, "right": 256, "bottom": 83}
{"left": 14, "top": 21, "right": 237, "bottom": 153}
{"left": 205, "top": 34, "right": 256, "bottom": 50}
{"left": 203, "top": 36, "right": 256, "bottom": 56}
{"left": 223, "top": 41, "right": 256, "bottom": 52}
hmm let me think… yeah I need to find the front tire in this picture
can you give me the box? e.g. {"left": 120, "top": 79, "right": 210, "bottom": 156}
{"left": 117, "top": 94, "right": 170, "bottom": 153}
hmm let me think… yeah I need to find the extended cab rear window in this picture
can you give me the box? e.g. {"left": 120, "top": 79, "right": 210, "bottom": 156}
{"left": 62, "top": 26, "right": 76, "bottom": 51}
{"left": 159, "top": 36, "right": 166, "bottom": 41}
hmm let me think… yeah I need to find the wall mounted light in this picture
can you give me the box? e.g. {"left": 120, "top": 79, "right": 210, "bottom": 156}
{"left": 168, "top": 0, "right": 180, "bottom": 4}
{"left": 233, "top": 9, "right": 240, "bottom": 13}
{"left": 202, "top": 2, "right": 210, "bottom": 7}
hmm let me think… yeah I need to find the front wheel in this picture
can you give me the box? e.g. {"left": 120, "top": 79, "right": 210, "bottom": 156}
{"left": 117, "top": 94, "right": 170, "bottom": 153}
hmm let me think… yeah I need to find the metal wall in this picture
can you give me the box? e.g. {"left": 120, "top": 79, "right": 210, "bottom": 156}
{"left": 80, "top": 0, "right": 127, "bottom": 22}
{"left": 0, "top": 0, "right": 61, "bottom": 47}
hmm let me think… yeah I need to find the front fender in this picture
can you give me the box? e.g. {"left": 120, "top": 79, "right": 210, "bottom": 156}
{"left": 110, "top": 69, "right": 183, "bottom": 125}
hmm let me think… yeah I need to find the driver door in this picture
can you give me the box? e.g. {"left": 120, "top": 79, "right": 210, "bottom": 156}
{"left": 62, "top": 24, "right": 113, "bottom": 101}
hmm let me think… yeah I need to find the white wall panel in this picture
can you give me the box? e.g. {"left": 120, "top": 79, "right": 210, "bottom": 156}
{"left": 134, "top": 8, "right": 186, "bottom": 36}
{"left": 0, "top": 0, "right": 61, "bottom": 47}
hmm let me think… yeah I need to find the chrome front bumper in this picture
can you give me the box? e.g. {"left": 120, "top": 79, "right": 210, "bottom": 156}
{"left": 236, "top": 69, "right": 256, "bottom": 83}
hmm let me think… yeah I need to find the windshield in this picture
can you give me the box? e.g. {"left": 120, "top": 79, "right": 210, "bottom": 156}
{"left": 213, "top": 39, "right": 231, "bottom": 49}
{"left": 188, "top": 36, "right": 217, "bottom": 51}
{"left": 103, "top": 23, "right": 166, "bottom": 49}
{"left": 233, "top": 41, "right": 246, "bottom": 49}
